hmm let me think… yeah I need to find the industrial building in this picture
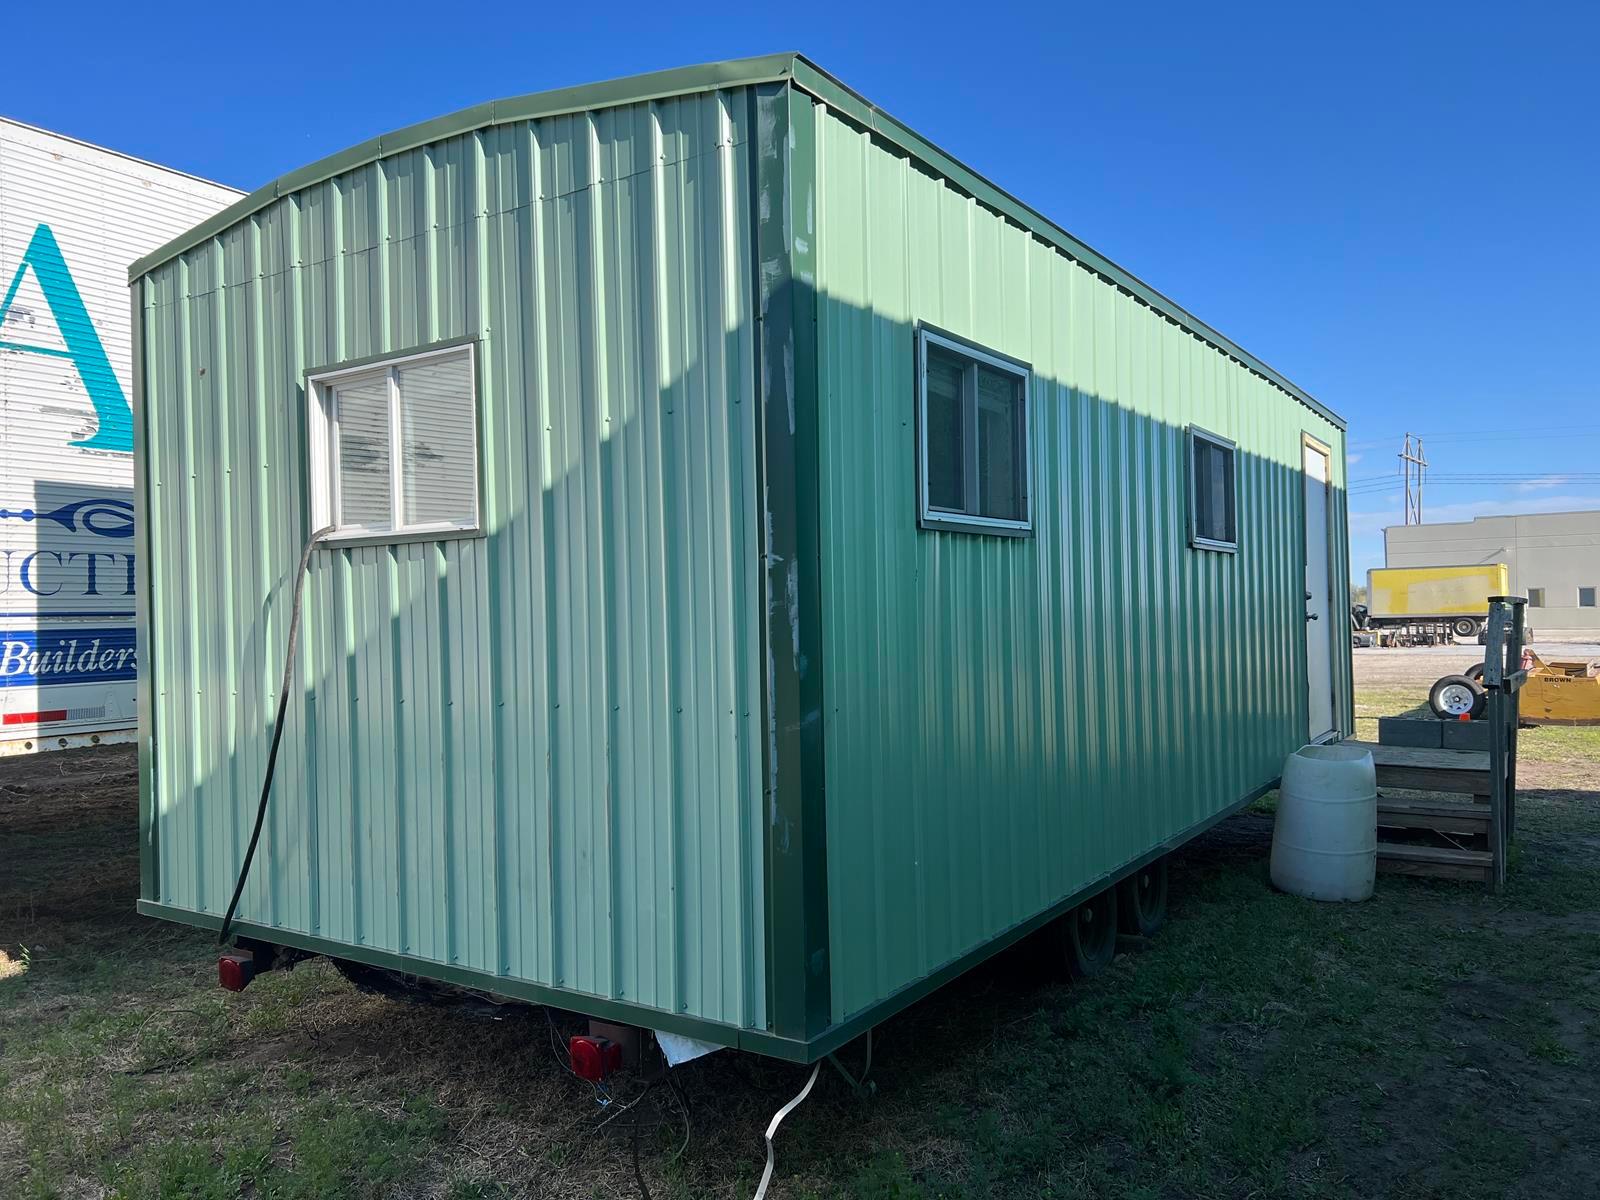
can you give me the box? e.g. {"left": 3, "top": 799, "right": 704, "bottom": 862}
{"left": 1386, "top": 510, "right": 1600, "bottom": 637}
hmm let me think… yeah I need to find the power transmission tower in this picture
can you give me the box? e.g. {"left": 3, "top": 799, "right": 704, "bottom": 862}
{"left": 1398, "top": 433, "right": 1427, "bottom": 524}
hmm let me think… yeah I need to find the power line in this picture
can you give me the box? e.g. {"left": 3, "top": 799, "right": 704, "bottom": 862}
{"left": 1347, "top": 423, "right": 1600, "bottom": 450}
{"left": 1349, "top": 472, "right": 1600, "bottom": 488}
{"left": 1349, "top": 475, "right": 1600, "bottom": 490}
{"left": 1347, "top": 479, "right": 1600, "bottom": 497}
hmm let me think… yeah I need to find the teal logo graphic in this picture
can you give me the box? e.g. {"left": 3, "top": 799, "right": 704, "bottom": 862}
{"left": 0, "top": 223, "right": 131, "bottom": 452}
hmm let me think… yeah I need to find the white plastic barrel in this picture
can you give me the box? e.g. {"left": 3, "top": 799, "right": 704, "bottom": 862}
{"left": 1270, "top": 744, "right": 1377, "bottom": 902}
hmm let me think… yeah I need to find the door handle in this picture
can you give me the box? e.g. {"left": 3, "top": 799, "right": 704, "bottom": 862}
{"left": 1306, "top": 612, "right": 1320, "bottom": 621}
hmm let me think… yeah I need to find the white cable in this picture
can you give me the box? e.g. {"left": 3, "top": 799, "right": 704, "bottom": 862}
{"left": 752, "top": 1061, "right": 821, "bottom": 1200}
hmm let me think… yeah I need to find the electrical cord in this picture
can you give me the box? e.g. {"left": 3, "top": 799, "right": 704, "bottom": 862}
{"left": 217, "top": 525, "right": 333, "bottom": 946}
{"left": 753, "top": 1062, "right": 821, "bottom": 1200}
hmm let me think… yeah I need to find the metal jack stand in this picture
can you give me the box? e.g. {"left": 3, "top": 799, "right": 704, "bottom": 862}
{"left": 826, "top": 1029, "right": 876, "bottom": 1099}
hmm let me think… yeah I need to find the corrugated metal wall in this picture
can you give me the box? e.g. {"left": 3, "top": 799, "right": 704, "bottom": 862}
{"left": 137, "top": 90, "right": 767, "bottom": 1030}
{"left": 808, "top": 99, "right": 1351, "bottom": 1023}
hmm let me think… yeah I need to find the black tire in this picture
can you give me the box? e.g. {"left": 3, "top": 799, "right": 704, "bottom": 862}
{"left": 1451, "top": 617, "right": 1480, "bottom": 640}
{"left": 1061, "top": 887, "right": 1119, "bottom": 978}
{"left": 1429, "top": 674, "right": 1486, "bottom": 720}
{"left": 1464, "top": 663, "right": 1486, "bottom": 683}
{"left": 1118, "top": 857, "right": 1169, "bottom": 937}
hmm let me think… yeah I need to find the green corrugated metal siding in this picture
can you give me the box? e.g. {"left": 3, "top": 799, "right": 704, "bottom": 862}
{"left": 136, "top": 89, "right": 767, "bottom": 1030}
{"left": 807, "top": 99, "right": 1350, "bottom": 1023}
{"left": 136, "top": 58, "right": 1352, "bottom": 1055}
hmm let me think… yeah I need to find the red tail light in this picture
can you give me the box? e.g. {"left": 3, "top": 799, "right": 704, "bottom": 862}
{"left": 569, "top": 1035, "right": 622, "bottom": 1081}
{"left": 218, "top": 952, "right": 256, "bottom": 991}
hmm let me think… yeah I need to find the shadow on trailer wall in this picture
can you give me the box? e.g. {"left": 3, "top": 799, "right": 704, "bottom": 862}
{"left": 131, "top": 62, "right": 1351, "bottom": 1064}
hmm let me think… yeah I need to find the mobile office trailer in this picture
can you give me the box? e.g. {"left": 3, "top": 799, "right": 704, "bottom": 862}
{"left": 0, "top": 119, "right": 240, "bottom": 754}
{"left": 131, "top": 55, "right": 1352, "bottom": 1062}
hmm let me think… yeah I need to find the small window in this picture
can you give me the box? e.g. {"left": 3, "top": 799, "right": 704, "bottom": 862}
{"left": 1580, "top": 587, "right": 1596, "bottom": 608}
{"left": 916, "top": 327, "right": 1030, "bottom": 534}
{"left": 308, "top": 344, "right": 480, "bottom": 541}
{"left": 1528, "top": 587, "right": 1545, "bottom": 608}
{"left": 1187, "top": 426, "right": 1237, "bottom": 551}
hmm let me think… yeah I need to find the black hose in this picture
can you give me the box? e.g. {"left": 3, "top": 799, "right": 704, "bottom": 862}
{"left": 217, "top": 525, "right": 333, "bottom": 945}
{"left": 631, "top": 1101, "right": 654, "bottom": 1200}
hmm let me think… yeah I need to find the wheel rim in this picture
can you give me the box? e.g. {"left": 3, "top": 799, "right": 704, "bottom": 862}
{"left": 1073, "top": 894, "right": 1117, "bottom": 968}
{"left": 1437, "top": 683, "right": 1476, "bottom": 715}
{"left": 1132, "top": 869, "right": 1156, "bottom": 917}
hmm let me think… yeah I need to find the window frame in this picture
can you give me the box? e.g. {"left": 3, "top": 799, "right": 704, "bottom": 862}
{"left": 914, "top": 324, "right": 1033, "bottom": 537}
{"left": 305, "top": 339, "right": 482, "bottom": 546}
{"left": 1186, "top": 424, "right": 1239, "bottom": 553}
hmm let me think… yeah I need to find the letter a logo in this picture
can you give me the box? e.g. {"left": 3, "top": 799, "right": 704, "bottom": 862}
{"left": 0, "top": 223, "right": 132, "bottom": 452}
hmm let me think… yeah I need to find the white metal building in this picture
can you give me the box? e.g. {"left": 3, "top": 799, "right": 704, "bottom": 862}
{"left": 1, "top": 119, "right": 240, "bottom": 752}
{"left": 1385, "top": 510, "right": 1600, "bottom": 637}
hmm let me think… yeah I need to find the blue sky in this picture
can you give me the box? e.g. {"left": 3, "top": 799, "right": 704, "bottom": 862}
{"left": 8, "top": 2, "right": 1595, "bottom": 581}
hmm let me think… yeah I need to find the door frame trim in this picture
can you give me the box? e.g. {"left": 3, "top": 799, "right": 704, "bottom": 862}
{"left": 1302, "top": 432, "right": 1338, "bottom": 742}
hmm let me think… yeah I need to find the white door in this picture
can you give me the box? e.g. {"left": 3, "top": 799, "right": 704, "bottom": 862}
{"left": 1303, "top": 439, "right": 1336, "bottom": 741}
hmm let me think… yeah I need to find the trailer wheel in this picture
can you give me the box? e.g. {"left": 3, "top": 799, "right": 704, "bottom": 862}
{"left": 1061, "top": 887, "right": 1119, "bottom": 978}
{"left": 1452, "top": 617, "right": 1481, "bottom": 640}
{"left": 1464, "top": 663, "right": 1485, "bottom": 683}
{"left": 1117, "top": 857, "right": 1169, "bottom": 937}
{"left": 1429, "top": 674, "right": 1486, "bottom": 720}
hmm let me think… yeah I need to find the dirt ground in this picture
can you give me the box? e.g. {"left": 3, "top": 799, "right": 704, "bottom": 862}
{"left": 3, "top": 652, "right": 1599, "bottom": 1199}
{"left": 1352, "top": 641, "right": 1600, "bottom": 689}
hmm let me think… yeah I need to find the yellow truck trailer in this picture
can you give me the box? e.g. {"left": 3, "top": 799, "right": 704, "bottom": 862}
{"left": 1365, "top": 564, "right": 1511, "bottom": 640}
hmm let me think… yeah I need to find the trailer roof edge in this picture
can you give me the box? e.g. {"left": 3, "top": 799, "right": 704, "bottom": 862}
{"left": 127, "top": 51, "right": 1343, "bottom": 430}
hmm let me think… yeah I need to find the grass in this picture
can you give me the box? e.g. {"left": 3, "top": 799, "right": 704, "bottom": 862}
{"left": 4, "top": 666, "right": 1600, "bottom": 1198}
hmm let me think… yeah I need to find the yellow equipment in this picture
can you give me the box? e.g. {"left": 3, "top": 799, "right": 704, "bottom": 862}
{"left": 1520, "top": 652, "right": 1600, "bottom": 726}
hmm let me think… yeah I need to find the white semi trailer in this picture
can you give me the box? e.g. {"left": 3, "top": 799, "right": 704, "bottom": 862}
{"left": 0, "top": 119, "right": 239, "bottom": 753}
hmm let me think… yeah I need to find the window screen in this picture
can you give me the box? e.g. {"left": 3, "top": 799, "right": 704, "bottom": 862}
{"left": 917, "top": 327, "right": 1031, "bottom": 534}
{"left": 1188, "top": 428, "right": 1237, "bottom": 550}
{"left": 1579, "top": 587, "right": 1596, "bottom": 608}
{"left": 311, "top": 345, "right": 479, "bottom": 540}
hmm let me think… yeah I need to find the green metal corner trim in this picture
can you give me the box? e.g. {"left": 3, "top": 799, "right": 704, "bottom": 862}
{"left": 135, "top": 900, "right": 813, "bottom": 1062}
{"left": 131, "top": 277, "right": 159, "bottom": 901}
{"left": 752, "top": 82, "right": 833, "bottom": 1043}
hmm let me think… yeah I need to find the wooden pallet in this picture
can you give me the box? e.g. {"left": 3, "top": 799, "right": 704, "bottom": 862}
{"left": 1377, "top": 798, "right": 1490, "bottom": 837}
{"left": 1344, "top": 740, "right": 1497, "bottom": 883}
{"left": 1376, "top": 841, "right": 1494, "bottom": 882}
{"left": 1344, "top": 741, "right": 1492, "bottom": 796}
